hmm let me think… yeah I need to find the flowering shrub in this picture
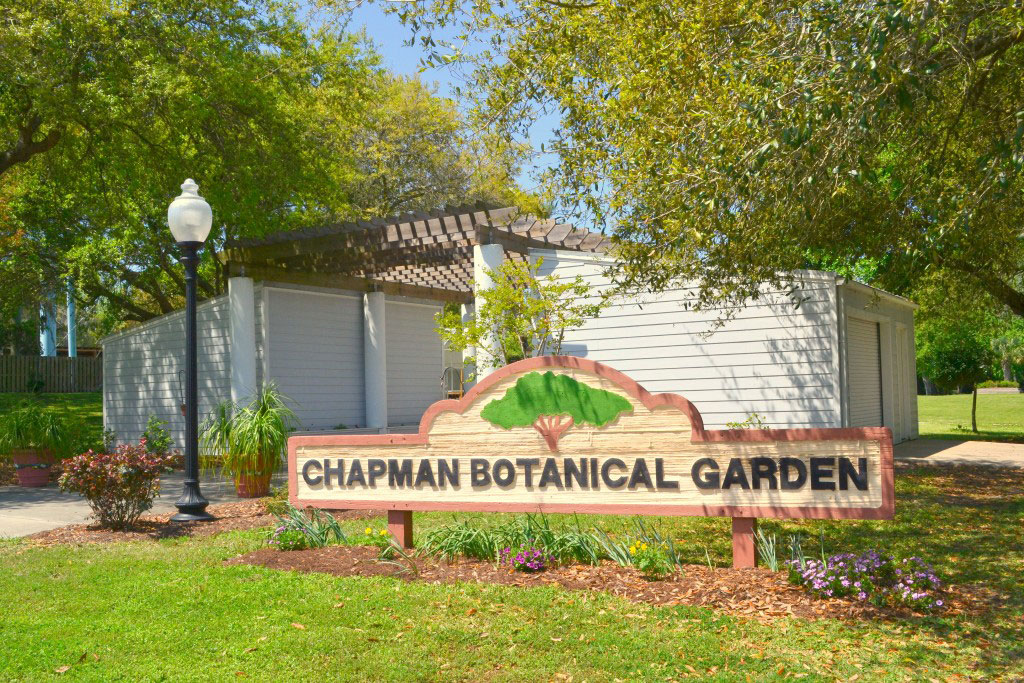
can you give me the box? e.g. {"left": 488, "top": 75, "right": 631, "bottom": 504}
{"left": 500, "top": 543, "right": 553, "bottom": 572}
{"left": 58, "top": 440, "right": 176, "bottom": 530}
{"left": 628, "top": 540, "right": 674, "bottom": 579}
{"left": 270, "top": 527, "right": 308, "bottom": 551}
{"left": 788, "top": 551, "right": 944, "bottom": 611}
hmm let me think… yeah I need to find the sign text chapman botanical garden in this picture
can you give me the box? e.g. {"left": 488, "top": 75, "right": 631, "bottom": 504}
{"left": 289, "top": 357, "right": 893, "bottom": 566}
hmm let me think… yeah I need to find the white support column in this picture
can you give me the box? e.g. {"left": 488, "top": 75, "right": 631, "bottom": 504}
{"left": 473, "top": 243, "right": 504, "bottom": 380}
{"left": 363, "top": 291, "right": 388, "bottom": 430}
{"left": 229, "top": 277, "right": 258, "bottom": 405}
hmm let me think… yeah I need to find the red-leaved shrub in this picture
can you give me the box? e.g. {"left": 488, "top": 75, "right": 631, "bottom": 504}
{"left": 59, "top": 440, "right": 177, "bottom": 530}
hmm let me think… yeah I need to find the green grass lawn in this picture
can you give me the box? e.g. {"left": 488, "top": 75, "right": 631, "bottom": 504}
{"left": 1, "top": 466, "right": 1021, "bottom": 681}
{"left": 918, "top": 393, "right": 1024, "bottom": 443}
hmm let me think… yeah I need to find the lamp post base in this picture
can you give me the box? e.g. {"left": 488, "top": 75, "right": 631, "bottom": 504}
{"left": 171, "top": 480, "right": 214, "bottom": 522}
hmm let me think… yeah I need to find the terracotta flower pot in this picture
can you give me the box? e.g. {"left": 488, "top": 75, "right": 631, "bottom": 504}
{"left": 11, "top": 449, "right": 55, "bottom": 488}
{"left": 235, "top": 473, "right": 272, "bottom": 498}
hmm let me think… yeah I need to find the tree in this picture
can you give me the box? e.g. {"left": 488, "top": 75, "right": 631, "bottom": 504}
{"left": 917, "top": 320, "right": 995, "bottom": 433}
{"left": 481, "top": 371, "right": 632, "bottom": 451}
{"left": 991, "top": 333, "right": 1024, "bottom": 386}
{"left": 0, "top": 1, "right": 532, "bottom": 326}
{"left": 435, "top": 257, "right": 609, "bottom": 373}
{"left": 367, "top": 1, "right": 1024, "bottom": 317}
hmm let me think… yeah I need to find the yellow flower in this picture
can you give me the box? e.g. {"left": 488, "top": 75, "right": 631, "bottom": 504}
{"left": 641, "top": 543, "right": 648, "bottom": 550}
{"left": 365, "top": 527, "right": 372, "bottom": 535}
{"left": 380, "top": 530, "right": 388, "bottom": 536}
{"left": 629, "top": 547, "right": 636, "bottom": 555}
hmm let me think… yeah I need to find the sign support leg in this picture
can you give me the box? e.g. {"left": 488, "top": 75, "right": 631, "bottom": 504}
{"left": 731, "top": 517, "right": 757, "bottom": 569}
{"left": 388, "top": 509, "right": 413, "bottom": 548}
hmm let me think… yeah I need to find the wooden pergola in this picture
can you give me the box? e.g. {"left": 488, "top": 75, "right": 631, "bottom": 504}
{"left": 220, "top": 204, "right": 611, "bottom": 303}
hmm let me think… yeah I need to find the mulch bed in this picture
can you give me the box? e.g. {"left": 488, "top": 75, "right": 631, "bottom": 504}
{"left": 25, "top": 500, "right": 388, "bottom": 546}
{"left": 225, "top": 545, "right": 983, "bottom": 623}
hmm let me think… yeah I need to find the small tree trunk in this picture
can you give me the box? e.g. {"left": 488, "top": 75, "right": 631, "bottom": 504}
{"left": 971, "top": 386, "right": 978, "bottom": 433}
{"left": 1002, "top": 358, "right": 1014, "bottom": 382}
{"left": 533, "top": 415, "right": 575, "bottom": 452}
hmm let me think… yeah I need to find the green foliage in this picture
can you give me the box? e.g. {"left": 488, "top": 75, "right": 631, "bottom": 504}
{"left": 978, "top": 380, "right": 1019, "bottom": 389}
{"left": 140, "top": 415, "right": 174, "bottom": 456}
{"left": 380, "top": 1, "right": 1024, "bottom": 318}
{"left": 590, "top": 518, "right": 685, "bottom": 571}
{"left": 361, "top": 526, "right": 400, "bottom": 560}
{"left": 627, "top": 541, "right": 674, "bottom": 580}
{"left": 0, "top": 402, "right": 75, "bottom": 458}
{"left": 493, "top": 514, "right": 602, "bottom": 566}
{"left": 420, "top": 520, "right": 499, "bottom": 562}
{"left": 271, "top": 530, "right": 309, "bottom": 552}
{"left": 272, "top": 502, "right": 348, "bottom": 549}
{"left": 755, "top": 530, "right": 780, "bottom": 572}
{"left": 435, "top": 257, "right": 609, "bottom": 373}
{"left": 725, "top": 413, "right": 771, "bottom": 430}
{"left": 0, "top": 1, "right": 531, "bottom": 326}
{"left": 918, "top": 323, "right": 994, "bottom": 392}
{"left": 200, "top": 383, "right": 298, "bottom": 479}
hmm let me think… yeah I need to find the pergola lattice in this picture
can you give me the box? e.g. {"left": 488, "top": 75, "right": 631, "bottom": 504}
{"left": 221, "top": 205, "right": 611, "bottom": 303}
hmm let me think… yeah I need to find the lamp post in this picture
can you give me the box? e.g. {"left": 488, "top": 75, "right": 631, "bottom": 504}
{"left": 168, "top": 179, "right": 215, "bottom": 522}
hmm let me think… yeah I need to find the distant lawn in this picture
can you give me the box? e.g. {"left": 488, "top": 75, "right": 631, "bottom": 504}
{"left": 1, "top": 466, "right": 1022, "bottom": 680}
{"left": 918, "top": 393, "right": 1024, "bottom": 443}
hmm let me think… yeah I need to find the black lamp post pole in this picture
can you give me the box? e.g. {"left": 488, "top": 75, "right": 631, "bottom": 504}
{"left": 171, "top": 241, "right": 214, "bottom": 522}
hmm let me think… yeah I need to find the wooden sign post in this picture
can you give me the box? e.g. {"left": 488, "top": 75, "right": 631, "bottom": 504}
{"left": 289, "top": 356, "right": 894, "bottom": 568}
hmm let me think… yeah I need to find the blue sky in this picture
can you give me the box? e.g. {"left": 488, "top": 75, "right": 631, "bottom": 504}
{"left": 337, "top": 2, "right": 559, "bottom": 197}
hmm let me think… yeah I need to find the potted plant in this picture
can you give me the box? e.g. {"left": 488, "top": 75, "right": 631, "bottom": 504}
{"left": 201, "top": 384, "right": 297, "bottom": 498}
{"left": 0, "top": 405, "right": 71, "bottom": 487}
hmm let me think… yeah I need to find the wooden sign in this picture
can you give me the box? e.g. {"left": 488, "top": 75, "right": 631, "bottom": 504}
{"left": 289, "top": 356, "right": 893, "bottom": 567}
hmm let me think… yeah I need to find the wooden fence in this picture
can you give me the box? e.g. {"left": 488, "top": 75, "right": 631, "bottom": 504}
{"left": 0, "top": 356, "right": 103, "bottom": 393}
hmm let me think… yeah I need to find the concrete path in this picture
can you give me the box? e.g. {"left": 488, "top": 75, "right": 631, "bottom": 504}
{"left": 894, "top": 439, "right": 1024, "bottom": 469}
{"left": 0, "top": 471, "right": 286, "bottom": 538}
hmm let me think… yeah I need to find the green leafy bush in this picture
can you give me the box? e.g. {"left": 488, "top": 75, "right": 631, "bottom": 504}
{"left": 141, "top": 415, "right": 174, "bottom": 456}
{"left": 978, "top": 380, "right": 1019, "bottom": 388}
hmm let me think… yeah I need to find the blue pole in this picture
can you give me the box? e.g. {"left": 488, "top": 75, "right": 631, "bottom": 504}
{"left": 66, "top": 280, "right": 77, "bottom": 357}
{"left": 39, "top": 293, "right": 56, "bottom": 357}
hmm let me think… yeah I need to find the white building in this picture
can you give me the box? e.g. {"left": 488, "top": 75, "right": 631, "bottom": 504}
{"left": 101, "top": 206, "right": 918, "bottom": 447}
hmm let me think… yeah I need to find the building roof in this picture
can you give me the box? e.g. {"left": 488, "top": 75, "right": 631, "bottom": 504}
{"left": 221, "top": 204, "right": 610, "bottom": 303}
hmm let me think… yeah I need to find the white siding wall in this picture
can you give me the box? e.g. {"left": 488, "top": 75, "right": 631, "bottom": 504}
{"left": 264, "top": 286, "right": 364, "bottom": 430}
{"left": 386, "top": 300, "right": 443, "bottom": 425}
{"left": 534, "top": 251, "right": 842, "bottom": 429}
{"left": 102, "top": 295, "right": 231, "bottom": 448}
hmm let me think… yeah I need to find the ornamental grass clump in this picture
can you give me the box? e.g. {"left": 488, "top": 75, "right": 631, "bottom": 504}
{"left": 500, "top": 543, "right": 554, "bottom": 572}
{"left": 59, "top": 440, "right": 176, "bottom": 530}
{"left": 271, "top": 502, "right": 347, "bottom": 548}
{"left": 788, "top": 550, "right": 945, "bottom": 611}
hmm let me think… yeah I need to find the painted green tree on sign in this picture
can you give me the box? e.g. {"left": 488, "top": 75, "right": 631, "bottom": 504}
{"left": 481, "top": 372, "right": 632, "bottom": 452}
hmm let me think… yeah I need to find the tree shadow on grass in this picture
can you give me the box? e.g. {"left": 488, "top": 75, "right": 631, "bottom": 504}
{"left": 761, "top": 465, "right": 1024, "bottom": 677}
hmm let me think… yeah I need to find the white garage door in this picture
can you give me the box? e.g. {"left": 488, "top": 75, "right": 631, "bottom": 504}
{"left": 847, "top": 317, "right": 883, "bottom": 427}
{"left": 265, "top": 289, "right": 365, "bottom": 430}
